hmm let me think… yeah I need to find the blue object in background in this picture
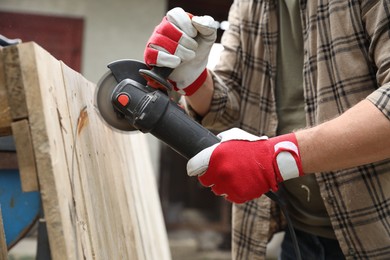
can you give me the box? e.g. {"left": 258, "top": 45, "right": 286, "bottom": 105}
{"left": 0, "top": 169, "right": 41, "bottom": 248}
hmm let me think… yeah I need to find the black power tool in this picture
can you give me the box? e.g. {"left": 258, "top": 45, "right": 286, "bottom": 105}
{"left": 95, "top": 59, "right": 220, "bottom": 159}
{"left": 95, "top": 60, "right": 302, "bottom": 260}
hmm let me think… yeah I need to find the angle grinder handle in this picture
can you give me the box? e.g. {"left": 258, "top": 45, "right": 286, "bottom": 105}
{"left": 150, "top": 66, "right": 173, "bottom": 80}
{"left": 151, "top": 102, "right": 221, "bottom": 160}
{"left": 139, "top": 66, "right": 174, "bottom": 91}
{"left": 132, "top": 90, "right": 220, "bottom": 160}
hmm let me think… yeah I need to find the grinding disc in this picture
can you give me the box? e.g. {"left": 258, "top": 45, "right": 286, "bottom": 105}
{"left": 95, "top": 59, "right": 155, "bottom": 131}
{"left": 95, "top": 70, "right": 136, "bottom": 131}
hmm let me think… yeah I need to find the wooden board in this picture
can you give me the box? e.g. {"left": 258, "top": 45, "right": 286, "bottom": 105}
{"left": 0, "top": 48, "right": 12, "bottom": 136}
{"left": 11, "top": 119, "right": 38, "bottom": 192}
{"left": 1, "top": 42, "right": 170, "bottom": 260}
{"left": 2, "top": 45, "right": 28, "bottom": 122}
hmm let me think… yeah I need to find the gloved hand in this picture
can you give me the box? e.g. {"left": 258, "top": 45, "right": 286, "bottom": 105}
{"left": 144, "top": 7, "right": 218, "bottom": 96}
{"left": 187, "top": 128, "right": 304, "bottom": 203}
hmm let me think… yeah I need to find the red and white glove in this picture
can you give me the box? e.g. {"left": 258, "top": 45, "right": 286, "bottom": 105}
{"left": 187, "top": 128, "right": 304, "bottom": 204}
{"left": 144, "top": 7, "right": 218, "bottom": 96}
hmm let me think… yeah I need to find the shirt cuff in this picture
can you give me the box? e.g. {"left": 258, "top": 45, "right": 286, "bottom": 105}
{"left": 366, "top": 84, "right": 390, "bottom": 120}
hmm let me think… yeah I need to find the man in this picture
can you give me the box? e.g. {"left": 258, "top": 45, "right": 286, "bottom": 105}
{"left": 144, "top": 1, "right": 390, "bottom": 259}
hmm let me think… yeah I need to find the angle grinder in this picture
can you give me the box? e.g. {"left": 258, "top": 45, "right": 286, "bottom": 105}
{"left": 95, "top": 59, "right": 220, "bottom": 159}
{"left": 95, "top": 59, "right": 303, "bottom": 260}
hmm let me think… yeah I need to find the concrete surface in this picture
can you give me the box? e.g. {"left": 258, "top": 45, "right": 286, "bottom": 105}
{"left": 8, "top": 238, "right": 36, "bottom": 260}
{"left": 7, "top": 230, "right": 283, "bottom": 260}
{"left": 6, "top": 206, "right": 284, "bottom": 259}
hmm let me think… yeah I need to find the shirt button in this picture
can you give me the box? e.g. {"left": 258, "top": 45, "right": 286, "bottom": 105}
{"left": 349, "top": 248, "right": 356, "bottom": 256}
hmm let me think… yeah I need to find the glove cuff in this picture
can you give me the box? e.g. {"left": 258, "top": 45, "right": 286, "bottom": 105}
{"left": 173, "top": 69, "right": 208, "bottom": 96}
{"left": 269, "top": 133, "right": 304, "bottom": 184}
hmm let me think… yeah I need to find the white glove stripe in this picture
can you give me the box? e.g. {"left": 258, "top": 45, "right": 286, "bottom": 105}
{"left": 274, "top": 141, "right": 300, "bottom": 180}
{"left": 275, "top": 152, "right": 300, "bottom": 180}
{"left": 217, "top": 128, "right": 267, "bottom": 142}
{"left": 187, "top": 143, "right": 219, "bottom": 177}
{"left": 274, "top": 141, "right": 299, "bottom": 154}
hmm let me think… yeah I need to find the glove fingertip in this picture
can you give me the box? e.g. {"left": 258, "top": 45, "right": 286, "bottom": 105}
{"left": 167, "top": 8, "right": 197, "bottom": 38}
{"left": 188, "top": 165, "right": 208, "bottom": 178}
{"left": 192, "top": 15, "right": 219, "bottom": 30}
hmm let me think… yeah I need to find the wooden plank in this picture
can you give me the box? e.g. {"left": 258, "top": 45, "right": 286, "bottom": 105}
{"left": 4, "top": 42, "right": 170, "bottom": 260}
{"left": 2, "top": 45, "right": 28, "bottom": 121}
{"left": 11, "top": 119, "right": 39, "bottom": 192}
{"left": 0, "top": 48, "right": 12, "bottom": 136}
{"left": 4, "top": 42, "right": 70, "bottom": 259}
{"left": 0, "top": 207, "right": 7, "bottom": 260}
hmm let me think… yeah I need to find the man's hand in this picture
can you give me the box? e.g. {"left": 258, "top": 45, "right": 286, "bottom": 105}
{"left": 187, "top": 128, "right": 304, "bottom": 203}
{"left": 144, "top": 7, "right": 218, "bottom": 96}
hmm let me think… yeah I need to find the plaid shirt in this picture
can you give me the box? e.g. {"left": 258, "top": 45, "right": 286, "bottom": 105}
{"left": 197, "top": 0, "right": 390, "bottom": 259}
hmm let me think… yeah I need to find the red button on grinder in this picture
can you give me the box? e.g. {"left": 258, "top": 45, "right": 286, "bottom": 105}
{"left": 117, "top": 94, "right": 129, "bottom": 107}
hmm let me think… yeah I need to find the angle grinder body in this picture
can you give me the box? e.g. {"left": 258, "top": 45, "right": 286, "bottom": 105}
{"left": 95, "top": 60, "right": 220, "bottom": 159}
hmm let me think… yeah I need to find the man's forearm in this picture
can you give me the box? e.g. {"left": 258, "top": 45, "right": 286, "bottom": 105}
{"left": 296, "top": 99, "right": 390, "bottom": 173}
{"left": 186, "top": 74, "right": 390, "bottom": 174}
{"left": 185, "top": 70, "right": 215, "bottom": 117}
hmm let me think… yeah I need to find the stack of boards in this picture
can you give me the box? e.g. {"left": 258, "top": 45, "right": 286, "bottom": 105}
{"left": 0, "top": 42, "right": 170, "bottom": 260}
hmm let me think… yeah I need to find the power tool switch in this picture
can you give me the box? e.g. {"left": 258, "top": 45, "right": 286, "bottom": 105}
{"left": 117, "top": 93, "right": 130, "bottom": 107}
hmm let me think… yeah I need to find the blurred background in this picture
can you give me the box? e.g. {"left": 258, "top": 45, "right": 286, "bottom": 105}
{"left": 0, "top": 0, "right": 282, "bottom": 259}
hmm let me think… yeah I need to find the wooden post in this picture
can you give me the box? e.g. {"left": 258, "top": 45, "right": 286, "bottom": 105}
{"left": 0, "top": 48, "right": 12, "bottom": 136}
{"left": 1, "top": 42, "right": 171, "bottom": 260}
{"left": 0, "top": 47, "right": 10, "bottom": 260}
{"left": 11, "top": 119, "right": 39, "bottom": 192}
